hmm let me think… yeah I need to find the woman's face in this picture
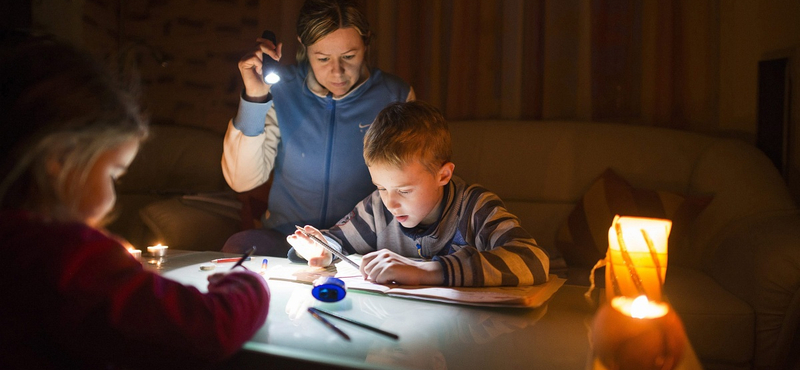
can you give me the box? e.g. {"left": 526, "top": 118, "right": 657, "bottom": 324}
{"left": 307, "top": 27, "right": 367, "bottom": 98}
{"left": 71, "top": 139, "right": 139, "bottom": 227}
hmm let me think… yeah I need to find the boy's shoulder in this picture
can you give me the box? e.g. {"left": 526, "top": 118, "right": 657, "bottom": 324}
{"left": 452, "top": 176, "right": 493, "bottom": 198}
{"left": 452, "top": 177, "right": 512, "bottom": 217}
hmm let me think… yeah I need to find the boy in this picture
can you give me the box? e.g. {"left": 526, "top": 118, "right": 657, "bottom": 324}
{"left": 288, "top": 101, "right": 549, "bottom": 286}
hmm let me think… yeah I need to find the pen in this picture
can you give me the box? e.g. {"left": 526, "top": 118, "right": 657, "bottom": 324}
{"left": 212, "top": 257, "right": 251, "bottom": 263}
{"left": 311, "top": 307, "right": 399, "bottom": 340}
{"left": 230, "top": 246, "right": 256, "bottom": 271}
{"left": 307, "top": 307, "right": 350, "bottom": 341}
{"left": 259, "top": 258, "right": 268, "bottom": 275}
{"left": 295, "top": 225, "right": 360, "bottom": 270}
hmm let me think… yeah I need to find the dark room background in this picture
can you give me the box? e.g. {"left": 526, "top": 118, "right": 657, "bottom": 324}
{"left": 4, "top": 0, "right": 800, "bottom": 197}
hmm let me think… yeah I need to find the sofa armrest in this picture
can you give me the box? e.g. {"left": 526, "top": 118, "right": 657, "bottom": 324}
{"left": 704, "top": 211, "right": 800, "bottom": 370}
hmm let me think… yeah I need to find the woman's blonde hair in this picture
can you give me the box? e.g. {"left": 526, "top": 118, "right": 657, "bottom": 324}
{"left": 295, "top": 0, "right": 372, "bottom": 63}
{"left": 0, "top": 31, "right": 148, "bottom": 224}
{"left": 363, "top": 101, "right": 452, "bottom": 175}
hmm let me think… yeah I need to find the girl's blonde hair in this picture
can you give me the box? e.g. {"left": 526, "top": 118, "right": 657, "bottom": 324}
{"left": 363, "top": 101, "right": 452, "bottom": 175}
{"left": 295, "top": 0, "right": 372, "bottom": 63}
{"left": 0, "top": 31, "right": 148, "bottom": 224}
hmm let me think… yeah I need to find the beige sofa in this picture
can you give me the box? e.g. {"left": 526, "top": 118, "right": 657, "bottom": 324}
{"left": 110, "top": 121, "right": 799, "bottom": 370}
{"left": 107, "top": 124, "right": 242, "bottom": 251}
{"left": 448, "top": 120, "right": 800, "bottom": 370}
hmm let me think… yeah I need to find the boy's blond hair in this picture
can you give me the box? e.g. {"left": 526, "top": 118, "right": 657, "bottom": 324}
{"left": 363, "top": 101, "right": 452, "bottom": 174}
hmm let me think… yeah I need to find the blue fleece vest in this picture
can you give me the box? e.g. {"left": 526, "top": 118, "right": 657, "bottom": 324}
{"left": 266, "top": 63, "right": 410, "bottom": 234}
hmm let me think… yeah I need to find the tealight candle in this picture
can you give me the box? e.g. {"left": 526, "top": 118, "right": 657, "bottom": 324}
{"left": 127, "top": 247, "right": 142, "bottom": 261}
{"left": 147, "top": 244, "right": 168, "bottom": 257}
{"left": 591, "top": 295, "right": 686, "bottom": 370}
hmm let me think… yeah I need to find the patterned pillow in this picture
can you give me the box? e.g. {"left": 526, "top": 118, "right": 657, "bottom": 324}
{"left": 555, "top": 168, "right": 713, "bottom": 268}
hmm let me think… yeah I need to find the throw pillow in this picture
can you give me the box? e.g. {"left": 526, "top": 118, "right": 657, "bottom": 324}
{"left": 555, "top": 168, "right": 713, "bottom": 268}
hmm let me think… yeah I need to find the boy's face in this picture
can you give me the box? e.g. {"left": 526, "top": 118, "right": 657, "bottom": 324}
{"left": 369, "top": 160, "right": 454, "bottom": 228}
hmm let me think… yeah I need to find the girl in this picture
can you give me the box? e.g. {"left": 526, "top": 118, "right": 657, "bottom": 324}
{"left": 0, "top": 31, "right": 269, "bottom": 370}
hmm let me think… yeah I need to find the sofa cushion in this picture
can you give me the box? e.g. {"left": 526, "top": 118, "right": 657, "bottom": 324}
{"left": 555, "top": 168, "right": 712, "bottom": 268}
{"left": 502, "top": 200, "right": 574, "bottom": 259}
{"left": 120, "top": 125, "right": 229, "bottom": 194}
{"left": 139, "top": 197, "right": 240, "bottom": 251}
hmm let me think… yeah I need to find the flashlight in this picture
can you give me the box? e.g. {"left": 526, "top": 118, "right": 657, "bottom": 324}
{"left": 261, "top": 30, "right": 280, "bottom": 84}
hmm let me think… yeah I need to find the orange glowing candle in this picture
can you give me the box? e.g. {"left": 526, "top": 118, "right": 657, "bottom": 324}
{"left": 605, "top": 216, "right": 671, "bottom": 301}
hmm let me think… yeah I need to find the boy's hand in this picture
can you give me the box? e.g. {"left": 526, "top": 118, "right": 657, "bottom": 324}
{"left": 286, "top": 225, "right": 333, "bottom": 267}
{"left": 361, "top": 250, "right": 444, "bottom": 285}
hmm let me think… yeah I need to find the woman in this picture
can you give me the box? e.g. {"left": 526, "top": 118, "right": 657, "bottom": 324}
{"left": 0, "top": 31, "right": 270, "bottom": 370}
{"left": 222, "top": 0, "right": 414, "bottom": 256}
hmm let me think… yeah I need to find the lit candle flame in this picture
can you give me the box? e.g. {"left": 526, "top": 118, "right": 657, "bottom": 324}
{"left": 612, "top": 295, "right": 669, "bottom": 319}
{"left": 630, "top": 295, "right": 651, "bottom": 319}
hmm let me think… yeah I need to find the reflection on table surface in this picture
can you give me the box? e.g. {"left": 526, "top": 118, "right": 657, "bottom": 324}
{"left": 159, "top": 251, "right": 596, "bottom": 370}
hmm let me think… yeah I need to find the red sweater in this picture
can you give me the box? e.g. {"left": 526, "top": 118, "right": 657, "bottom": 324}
{"left": 0, "top": 211, "right": 270, "bottom": 369}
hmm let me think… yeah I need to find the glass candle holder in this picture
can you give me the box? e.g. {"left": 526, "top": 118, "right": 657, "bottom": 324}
{"left": 605, "top": 215, "right": 672, "bottom": 302}
{"left": 591, "top": 296, "right": 687, "bottom": 370}
{"left": 126, "top": 247, "right": 142, "bottom": 261}
{"left": 146, "top": 244, "right": 168, "bottom": 269}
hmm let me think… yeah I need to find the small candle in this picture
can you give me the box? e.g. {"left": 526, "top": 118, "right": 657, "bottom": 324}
{"left": 127, "top": 247, "right": 141, "bottom": 261}
{"left": 147, "top": 244, "right": 168, "bottom": 257}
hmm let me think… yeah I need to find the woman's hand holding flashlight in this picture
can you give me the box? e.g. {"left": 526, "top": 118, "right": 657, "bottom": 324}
{"left": 238, "top": 32, "right": 282, "bottom": 102}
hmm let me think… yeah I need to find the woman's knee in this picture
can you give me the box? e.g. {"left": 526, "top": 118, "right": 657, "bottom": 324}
{"left": 222, "top": 228, "right": 291, "bottom": 257}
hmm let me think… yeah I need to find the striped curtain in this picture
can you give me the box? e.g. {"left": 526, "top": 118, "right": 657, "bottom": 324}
{"left": 361, "top": 0, "right": 721, "bottom": 129}
{"left": 78, "top": 0, "right": 721, "bottom": 132}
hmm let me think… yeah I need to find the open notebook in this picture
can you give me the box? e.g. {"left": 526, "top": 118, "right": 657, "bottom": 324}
{"left": 265, "top": 255, "right": 565, "bottom": 309}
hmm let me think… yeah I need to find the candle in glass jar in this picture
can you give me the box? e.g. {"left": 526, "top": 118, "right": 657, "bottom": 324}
{"left": 605, "top": 215, "right": 671, "bottom": 301}
{"left": 591, "top": 295, "right": 686, "bottom": 370}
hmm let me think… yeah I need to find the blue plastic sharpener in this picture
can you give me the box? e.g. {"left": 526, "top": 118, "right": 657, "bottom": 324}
{"left": 312, "top": 276, "right": 346, "bottom": 302}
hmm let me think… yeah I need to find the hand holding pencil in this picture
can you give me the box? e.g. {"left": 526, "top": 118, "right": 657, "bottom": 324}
{"left": 286, "top": 225, "right": 335, "bottom": 267}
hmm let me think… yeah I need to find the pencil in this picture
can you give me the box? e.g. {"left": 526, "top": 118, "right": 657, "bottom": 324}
{"left": 212, "top": 257, "right": 251, "bottom": 263}
{"left": 294, "top": 225, "right": 360, "bottom": 270}
{"left": 311, "top": 307, "right": 399, "bottom": 340}
{"left": 307, "top": 307, "right": 350, "bottom": 341}
{"left": 230, "top": 246, "right": 256, "bottom": 271}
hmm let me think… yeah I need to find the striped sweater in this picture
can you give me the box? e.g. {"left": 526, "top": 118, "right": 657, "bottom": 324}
{"left": 321, "top": 176, "right": 550, "bottom": 287}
